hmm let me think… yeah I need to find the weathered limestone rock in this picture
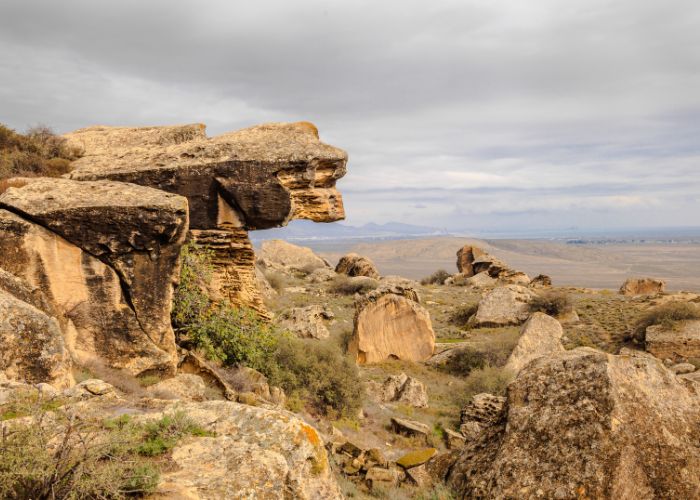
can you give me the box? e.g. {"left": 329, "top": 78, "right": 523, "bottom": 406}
{"left": 0, "top": 178, "right": 188, "bottom": 362}
{"left": 671, "top": 362, "right": 696, "bottom": 375}
{"left": 391, "top": 417, "right": 431, "bottom": 439}
{"left": 335, "top": 253, "right": 380, "bottom": 279}
{"left": 349, "top": 291, "right": 435, "bottom": 364}
{"left": 646, "top": 320, "right": 700, "bottom": 362}
{"left": 456, "top": 245, "right": 530, "bottom": 285}
{"left": 448, "top": 348, "right": 700, "bottom": 499}
{"left": 0, "top": 289, "right": 72, "bottom": 388}
{"left": 64, "top": 122, "right": 346, "bottom": 314}
{"left": 148, "top": 374, "right": 207, "bottom": 401}
{"left": 278, "top": 305, "right": 333, "bottom": 340}
{"left": 620, "top": 277, "right": 666, "bottom": 296}
{"left": 456, "top": 245, "right": 488, "bottom": 276}
{"left": 504, "top": 312, "right": 564, "bottom": 374}
{"left": 367, "top": 372, "right": 428, "bottom": 408}
{"left": 463, "top": 271, "right": 497, "bottom": 288}
{"left": 0, "top": 267, "right": 55, "bottom": 316}
{"left": 459, "top": 393, "right": 506, "bottom": 440}
{"left": 153, "top": 400, "right": 342, "bottom": 499}
{"left": 468, "top": 285, "right": 536, "bottom": 327}
{"left": 0, "top": 209, "right": 177, "bottom": 375}
{"left": 444, "top": 429, "right": 466, "bottom": 450}
{"left": 258, "top": 239, "right": 329, "bottom": 273}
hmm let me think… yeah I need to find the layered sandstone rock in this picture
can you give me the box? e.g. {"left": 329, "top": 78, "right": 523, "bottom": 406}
{"left": 336, "top": 253, "right": 380, "bottom": 279}
{"left": 646, "top": 320, "right": 700, "bottom": 362}
{"left": 620, "top": 277, "right": 666, "bottom": 296}
{"left": 468, "top": 285, "right": 536, "bottom": 327}
{"left": 504, "top": 312, "right": 564, "bottom": 374}
{"left": 448, "top": 348, "right": 700, "bottom": 499}
{"left": 64, "top": 122, "right": 347, "bottom": 313}
{"left": 349, "top": 288, "right": 435, "bottom": 364}
{"left": 258, "top": 239, "right": 330, "bottom": 273}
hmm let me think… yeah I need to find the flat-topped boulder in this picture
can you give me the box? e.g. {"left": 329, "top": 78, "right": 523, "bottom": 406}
{"left": 65, "top": 121, "right": 347, "bottom": 230}
{"left": 447, "top": 348, "right": 700, "bottom": 498}
{"left": 620, "top": 277, "right": 666, "bottom": 296}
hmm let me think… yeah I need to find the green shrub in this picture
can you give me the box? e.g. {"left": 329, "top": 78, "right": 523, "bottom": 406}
{"left": 136, "top": 411, "right": 213, "bottom": 456}
{"left": 172, "top": 242, "right": 214, "bottom": 330}
{"left": 266, "top": 338, "right": 364, "bottom": 417}
{"left": 529, "top": 291, "right": 572, "bottom": 316}
{"left": 329, "top": 275, "right": 378, "bottom": 295}
{"left": 449, "top": 303, "right": 479, "bottom": 327}
{"left": 420, "top": 269, "right": 451, "bottom": 285}
{"left": 633, "top": 301, "right": 700, "bottom": 341}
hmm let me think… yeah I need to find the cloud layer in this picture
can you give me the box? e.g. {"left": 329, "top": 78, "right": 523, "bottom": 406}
{"left": 1, "top": 0, "right": 699, "bottom": 233}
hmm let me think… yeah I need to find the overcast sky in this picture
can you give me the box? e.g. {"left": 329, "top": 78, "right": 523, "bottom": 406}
{"left": 1, "top": 0, "right": 699, "bottom": 234}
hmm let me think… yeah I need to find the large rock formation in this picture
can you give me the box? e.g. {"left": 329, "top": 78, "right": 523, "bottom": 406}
{"left": 348, "top": 286, "right": 434, "bottom": 364}
{"left": 335, "top": 253, "right": 380, "bottom": 279}
{"left": 455, "top": 245, "right": 530, "bottom": 285}
{"left": 504, "top": 312, "right": 564, "bottom": 374}
{"left": 646, "top": 320, "right": 700, "bottom": 362}
{"left": 620, "top": 277, "right": 666, "bottom": 296}
{"left": 447, "top": 348, "right": 700, "bottom": 499}
{"left": 468, "top": 285, "right": 536, "bottom": 327}
{"left": 258, "top": 239, "right": 330, "bottom": 273}
{"left": 456, "top": 245, "right": 488, "bottom": 276}
{"left": 0, "top": 179, "right": 188, "bottom": 377}
{"left": 64, "top": 122, "right": 347, "bottom": 313}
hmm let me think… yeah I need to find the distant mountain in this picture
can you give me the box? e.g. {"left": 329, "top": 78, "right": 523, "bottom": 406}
{"left": 250, "top": 220, "right": 449, "bottom": 242}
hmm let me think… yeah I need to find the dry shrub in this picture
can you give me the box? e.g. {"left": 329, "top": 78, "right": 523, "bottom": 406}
{"left": 460, "top": 365, "right": 513, "bottom": 402}
{"left": 633, "top": 301, "right": 700, "bottom": 341}
{"left": 264, "top": 270, "right": 286, "bottom": 292}
{"left": 529, "top": 291, "right": 572, "bottom": 317}
{"left": 420, "top": 269, "right": 451, "bottom": 286}
{"left": 329, "top": 275, "right": 378, "bottom": 295}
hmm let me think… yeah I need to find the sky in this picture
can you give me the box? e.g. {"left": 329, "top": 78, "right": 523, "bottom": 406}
{"left": 1, "top": 0, "right": 699, "bottom": 234}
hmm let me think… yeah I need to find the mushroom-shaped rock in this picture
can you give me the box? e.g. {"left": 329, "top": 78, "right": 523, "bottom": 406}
{"left": 448, "top": 348, "right": 700, "bottom": 499}
{"left": 335, "top": 253, "right": 380, "bottom": 279}
{"left": 504, "top": 312, "right": 564, "bottom": 374}
{"left": 349, "top": 290, "right": 435, "bottom": 364}
{"left": 620, "top": 277, "right": 666, "bottom": 296}
{"left": 468, "top": 285, "right": 536, "bottom": 327}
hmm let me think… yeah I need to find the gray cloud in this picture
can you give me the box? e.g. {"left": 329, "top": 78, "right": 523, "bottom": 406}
{"left": 1, "top": 0, "right": 699, "bottom": 233}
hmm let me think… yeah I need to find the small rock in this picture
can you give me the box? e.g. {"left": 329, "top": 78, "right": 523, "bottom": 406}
{"left": 396, "top": 448, "right": 438, "bottom": 469}
{"left": 406, "top": 464, "right": 433, "bottom": 487}
{"left": 671, "top": 363, "right": 696, "bottom": 375}
{"left": 365, "top": 467, "right": 400, "bottom": 488}
{"left": 444, "top": 429, "right": 466, "bottom": 450}
{"left": 390, "top": 417, "right": 431, "bottom": 439}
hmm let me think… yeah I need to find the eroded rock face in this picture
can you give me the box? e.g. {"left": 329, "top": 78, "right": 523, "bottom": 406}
{"left": 468, "top": 285, "right": 536, "bottom": 327}
{"left": 456, "top": 245, "right": 530, "bottom": 285}
{"left": 336, "top": 253, "right": 380, "bottom": 279}
{"left": 0, "top": 208, "right": 178, "bottom": 376}
{"left": 0, "top": 288, "right": 72, "bottom": 388}
{"left": 349, "top": 292, "right": 435, "bottom": 364}
{"left": 646, "top": 320, "right": 700, "bottom": 362}
{"left": 258, "top": 239, "right": 330, "bottom": 273}
{"left": 620, "top": 277, "right": 666, "bottom": 296}
{"left": 448, "top": 348, "right": 700, "bottom": 499}
{"left": 152, "top": 400, "right": 342, "bottom": 499}
{"left": 504, "top": 312, "right": 564, "bottom": 374}
{"left": 459, "top": 393, "right": 506, "bottom": 440}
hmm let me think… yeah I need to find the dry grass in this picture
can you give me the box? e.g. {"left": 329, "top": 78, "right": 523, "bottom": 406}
{"left": 633, "top": 301, "right": 700, "bottom": 341}
{"left": 0, "top": 178, "right": 29, "bottom": 195}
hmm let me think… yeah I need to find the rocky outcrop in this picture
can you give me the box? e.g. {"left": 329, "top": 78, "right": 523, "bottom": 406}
{"left": 448, "top": 348, "right": 700, "bottom": 499}
{"left": 0, "top": 186, "right": 184, "bottom": 376}
{"left": 646, "top": 320, "right": 700, "bottom": 362}
{"left": 258, "top": 239, "right": 330, "bottom": 273}
{"left": 468, "top": 285, "right": 536, "bottom": 327}
{"left": 455, "top": 245, "right": 530, "bottom": 285}
{"left": 366, "top": 372, "right": 428, "bottom": 408}
{"left": 459, "top": 393, "right": 506, "bottom": 440}
{"left": 278, "top": 305, "right": 333, "bottom": 340}
{"left": 335, "top": 253, "right": 380, "bottom": 279}
{"left": 349, "top": 287, "right": 435, "bottom": 364}
{"left": 64, "top": 122, "right": 347, "bottom": 313}
{"left": 620, "top": 277, "right": 666, "bottom": 296}
{"left": 0, "top": 288, "right": 72, "bottom": 388}
{"left": 504, "top": 312, "right": 564, "bottom": 374}
{"left": 529, "top": 274, "right": 552, "bottom": 288}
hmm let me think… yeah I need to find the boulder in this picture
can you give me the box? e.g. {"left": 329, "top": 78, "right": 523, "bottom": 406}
{"left": 456, "top": 245, "right": 488, "bottom": 275}
{"left": 365, "top": 467, "right": 401, "bottom": 488}
{"left": 504, "top": 312, "right": 564, "bottom": 374}
{"left": 444, "top": 429, "right": 466, "bottom": 450}
{"left": 646, "top": 320, "right": 700, "bottom": 362}
{"left": 391, "top": 417, "right": 431, "bottom": 439}
{"left": 0, "top": 289, "right": 72, "bottom": 388}
{"left": 278, "top": 305, "right": 333, "bottom": 340}
{"left": 0, "top": 209, "right": 177, "bottom": 376}
{"left": 367, "top": 372, "right": 428, "bottom": 408}
{"left": 65, "top": 122, "right": 347, "bottom": 314}
{"left": 456, "top": 245, "right": 529, "bottom": 285}
{"left": 620, "top": 277, "right": 666, "bottom": 296}
{"left": 396, "top": 448, "right": 438, "bottom": 469}
{"left": 459, "top": 393, "right": 506, "bottom": 440}
{"left": 308, "top": 267, "right": 336, "bottom": 283}
{"left": 529, "top": 274, "right": 552, "bottom": 288}
{"left": 671, "top": 362, "right": 696, "bottom": 375}
{"left": 147, "top": 374, "right": 208, "bottom": 401}
{"left": 335, "top": 253, "right": 380, "bottom": 279}
{"left": 144, "top": 400, "right": 344, "bottom": 499}
{"left": 468, "top": 285, "right": 536, "bottom": 327}
{"left": 463, "top": 272, "right": 497, "bottom": 288}
{"left": 448, "top": 348, "right": 700, "bottom": 499}
{"left": 258, "top": 239, "right": 330, "bottom": 273}
{"left": 349, "top": 293, "right": 435, "bottom": 364}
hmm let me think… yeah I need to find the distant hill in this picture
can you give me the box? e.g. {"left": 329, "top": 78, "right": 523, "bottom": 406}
{"left": 250, "top": 220, "right": 449, "bottom": 242}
